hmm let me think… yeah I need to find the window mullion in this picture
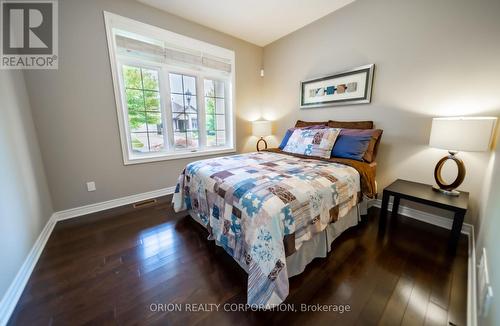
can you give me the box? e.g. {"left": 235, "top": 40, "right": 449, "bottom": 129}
{"left": 225, "top": 81, "right": 231, "bottom": 148}
{"left": 163, "top": 69, "right": 175, "bottom": 151}
{"left": 139, "top": 69, "right": 152, "bottom": 152}
{"left": 197, "top": 74, "right": 206, "bottom": 150}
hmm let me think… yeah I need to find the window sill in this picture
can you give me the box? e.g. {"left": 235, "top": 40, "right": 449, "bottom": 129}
{"left": 124, "top": 147, "right": 236, "bottom": 165}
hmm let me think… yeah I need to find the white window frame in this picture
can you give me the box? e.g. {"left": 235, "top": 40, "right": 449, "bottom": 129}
{"left": 104, "top": 11, "right": 236, "bottom": 165}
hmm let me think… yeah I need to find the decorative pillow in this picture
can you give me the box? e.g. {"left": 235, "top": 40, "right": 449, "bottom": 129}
{"left": 328, "top": 120, "right": 374, "bottom": 130}
{"left": 330, "top": 129, "right": 383, "bottom": 162}
{"left": 283, "top": 128, "right": 340, "bottom": 158}
{"left": 295, "top": 120, "right": 329, "bottom": 128}
{"left": 279, "top": 128, "right": 294, "bottom": 150}
{"left": 279, "top": 125, "right": 326, "bottom": 150}
{"left": 331, "top": 132, "right": 372, "bottom": 161}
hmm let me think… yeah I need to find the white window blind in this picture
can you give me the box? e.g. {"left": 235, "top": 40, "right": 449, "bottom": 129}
{"left": 115, "top": 34, "right": 232, "bottom": 73}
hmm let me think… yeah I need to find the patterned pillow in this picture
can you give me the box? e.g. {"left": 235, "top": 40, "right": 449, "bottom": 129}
{"left": 279, "top": 125, "right": 327, "bottom": 149}
{"left": 283, "top": 128, "right": 340, "bottom": 158}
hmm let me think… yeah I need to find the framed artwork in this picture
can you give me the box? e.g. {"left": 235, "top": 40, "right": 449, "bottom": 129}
{"left": 300, "top": 64, "right": 375, "bottom": 108}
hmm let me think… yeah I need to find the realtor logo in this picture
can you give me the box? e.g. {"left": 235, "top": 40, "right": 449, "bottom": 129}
{"left": 1, "top": 0, "right": 58, "bottom": 69}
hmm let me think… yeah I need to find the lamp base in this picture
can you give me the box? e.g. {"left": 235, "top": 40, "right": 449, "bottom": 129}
{"left": 432, "top": 186, "right": 460, "bottom": 197}
{"left": 433, "top": 151, "right": 466, "bottom": 197}
{"left": 256, "top": 137, "right": 268, "bottom": 152}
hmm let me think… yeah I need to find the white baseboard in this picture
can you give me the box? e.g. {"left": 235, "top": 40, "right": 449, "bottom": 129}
{"left": 0, "top": 186, "right": 176, "bottom": 326}
{"left": 369, "top": 199, "right": 477, "bottom": 326}
{"left": 53, "top": 186, "right": 176, "bottom": 221}
{"left": 467, "top": 224, "right": 477, "bottom": 326}
{"left": 0, "top": 214, "right": 57, "bottom": 326}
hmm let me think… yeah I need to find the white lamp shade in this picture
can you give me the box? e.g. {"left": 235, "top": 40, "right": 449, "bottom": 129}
{"left": 252, "top": 120, "right": 272, "bottom": 137}
{"left": 429, "top": 117, "right": 497, "bottom": 152}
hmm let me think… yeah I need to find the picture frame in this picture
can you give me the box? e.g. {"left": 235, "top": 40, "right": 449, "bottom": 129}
{"left": 300, "top": 64, "right": 375, "bottom": 109}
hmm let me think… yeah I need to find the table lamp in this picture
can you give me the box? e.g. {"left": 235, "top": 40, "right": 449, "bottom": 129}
{"left": 252, "top": 120, "right": 272, "bottom": 151}
{"left": 429, "top": 117, "right": 497, "bottom": 196}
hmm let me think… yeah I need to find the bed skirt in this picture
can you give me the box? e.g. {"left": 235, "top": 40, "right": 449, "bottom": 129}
{"left": 188, "top": 198, "right": 368, "bottom": 278}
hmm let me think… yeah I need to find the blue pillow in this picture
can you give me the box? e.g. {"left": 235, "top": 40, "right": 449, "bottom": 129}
{"left": 279, "top": 129, "right": 294, "bottom": 149}
{"left": 331, "top": 134, "right": 372, "bottom": 161}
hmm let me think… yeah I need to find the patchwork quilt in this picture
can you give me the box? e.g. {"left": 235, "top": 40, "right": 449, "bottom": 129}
{"left": 172, "top": 152, "right": 361, "bottom": 306}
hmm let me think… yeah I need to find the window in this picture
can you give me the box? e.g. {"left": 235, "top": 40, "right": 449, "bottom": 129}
{"left": 169, "top": 73, "right": 199, "bottom": 149}
{"left": 104, "top": 12, "right": 235, "bottom": 164}
{"left": 204, "top": 79, "right": 227, "bottom": 147}
{"left": 122, "top": 65, "right": 164, "bottom": 153}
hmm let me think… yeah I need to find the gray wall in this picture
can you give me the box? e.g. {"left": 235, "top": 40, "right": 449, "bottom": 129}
{"left": 24, "top": 0, "right": 263, "bottom": 211}
{"left": 477, "top": 129, "right": 500, "bottom": 326}
{"left": 261, "top": 0, "right": 500, "bottom": 224}
{"left": 0, "top": 71, "right": 53, "bottom": 300}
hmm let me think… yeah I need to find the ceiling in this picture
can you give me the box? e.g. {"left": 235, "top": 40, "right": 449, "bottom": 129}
{"left": 138, "top": 0, "right": 355, "bottom": 47}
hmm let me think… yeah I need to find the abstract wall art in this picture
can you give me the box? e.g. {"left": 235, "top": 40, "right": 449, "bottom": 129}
{"left": 300, "top": 64, "right": 374, "bottom": 108}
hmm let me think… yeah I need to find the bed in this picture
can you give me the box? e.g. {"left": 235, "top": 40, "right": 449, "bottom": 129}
{"left": 172, "top": 146, "right": 378, "bottom": 307}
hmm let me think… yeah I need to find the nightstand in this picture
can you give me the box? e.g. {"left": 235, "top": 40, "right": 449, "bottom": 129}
{"left": 379, "top": 179, "right": 469, "bottom": 251}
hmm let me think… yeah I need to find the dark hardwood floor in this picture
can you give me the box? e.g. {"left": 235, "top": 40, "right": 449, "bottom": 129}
{"left": 8, "top": 196, "right": 468, "bottom": 326}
